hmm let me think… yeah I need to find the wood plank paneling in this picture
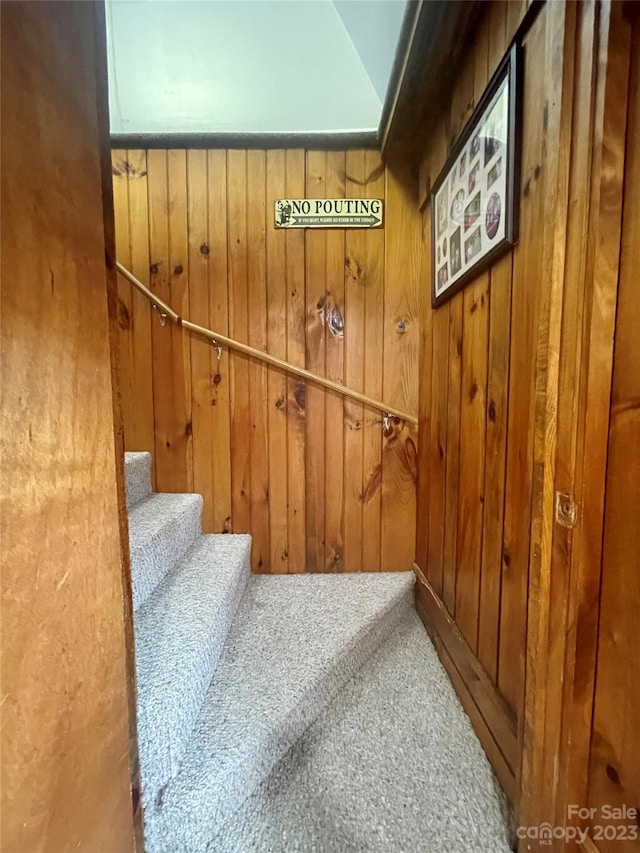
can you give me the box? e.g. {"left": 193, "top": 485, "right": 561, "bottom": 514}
{"left": 518, "top": 0, "right": 576, "bottom": 810}
{"left": 424, "top": 121, "right": 450, "bottom": 600}
{"left": 343, "top": 151, "right": 367, "bottom": 574}
{"left": 427, "top": 305, "right": 449, "bottom": 598}
{"left": 1, "top": 2, "right": 136, "bottom": 849}
{"left": 284, "top": 150, "right": 307, "bottom": 573}
{"left": 534, "top": 1, "right": 597, "bottom": 829}
{"left": 414, "top": 0, "right": 588, "bottom": 821}
{"left": 382, "top": 163, "right": 420, "bottom": 572}
{"left": 304, "top": 151, "right": 328, "bottom": 573}
{"left": 187, "top": 149, "right": 215, "bottom": 532}
{"left": 324, "top": 151, "right": 346, "bottom": 571}
{"left": 266, "top": 150, "right": 289, "bottom": 572}
{"left": 113, "top": 150, "right": 155, "bottom": 467}
{"left": 441, "top": 293, "right": 462, "bottom": 615}
{"left": 168, "top": 150, "right": 193, "bottom": 493}
{"left": 361, "top": 151, "right": 386, "bottom": 572}
{"left": 113, "top": 149, "right": 419, "bottom": 574}
{"left": 517, "top": 2, "right": 635, "bottom": 844}
{"left": 147, "top": 149, "right": 170, "bottom": 482}
{"left": 228, "top": 151, "right": 252, "bottom": 538}
{"left": 247, "top": 150, "right": 269, "bottom": 572}
{"left": 586, "top": 15, "right": 640, "bottom": 841}
{"left": 478, "top": 254, "right": 512, "bottom": 682}
{"left": 416, "top": 0, "right": 637, "bottom": 836}
{"left": 470, "top": 0, "right": 506, "bottom": 671}
{"left": 414, "top": 189, "right": 433, "bottom": 582}
{"left": 441, "top": 14, "right": 480, "bottom": 620}
{"left": 148, "top": 150, "right": 194, "bottom": 494}
{"left": 497, "top": 7, "right": 549, "bottom": 718}
{"left": 416, "top": 0, "right": 521, "bottom": 648}
{"left": 207, "top": 150, "right": 232, "bottom": 534}
{"left": 455, "top": 276, "right": 489, "bottom": 653}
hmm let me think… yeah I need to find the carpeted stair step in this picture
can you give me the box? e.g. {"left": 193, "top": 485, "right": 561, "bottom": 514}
{"left": 213, "top": 609, "right": 511, "bottom": 853}
{"left": 135, "top": 533, "right": 252, "bottom": 814}
{"left": 146, "top": 571, "right": 415, "bottom": 852}
{"left": 124, "top": 451, "right": 152, "bottom": 509}
{"left": 129, "top": 492, "right": 203, "bottom": 611}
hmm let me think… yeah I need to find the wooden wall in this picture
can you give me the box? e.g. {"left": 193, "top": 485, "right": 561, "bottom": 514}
{"left": 1, "top": 2, "right": 137, "bottom": 851}
{"left": 516, "top": 4, "right": 637, "bottom": 848}
{"left": 112, "top": 149, "right": 421, "bottom": 574}
{"left": 414, "top": 0, "right": 540, "bottom": 805}
{"left": 414, "top": 0, "right": 638, "bottom": 843}
{"left": 584, "top": 7, "right": 639, "bottom": 848}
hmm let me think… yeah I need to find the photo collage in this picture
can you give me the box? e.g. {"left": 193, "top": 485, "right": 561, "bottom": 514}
{"left": 433, "top": 76, "right": 509, "bottom": 299}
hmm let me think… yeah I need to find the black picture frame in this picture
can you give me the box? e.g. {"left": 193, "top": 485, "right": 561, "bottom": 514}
{"left": 430, "top": 43, "right": 522, "bottom": 308}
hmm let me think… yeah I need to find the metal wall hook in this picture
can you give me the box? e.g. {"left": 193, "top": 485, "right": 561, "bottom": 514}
{"left": 152, "top": 303, "right": 167, "bottom": 327}
{"left": 212, "top": 340, "right": 222, "bottom": 360}
{"left": 383, "top": 413, "right": 392, "bottom": 431}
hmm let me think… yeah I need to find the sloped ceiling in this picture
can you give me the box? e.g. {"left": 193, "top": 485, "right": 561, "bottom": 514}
{"left": 107, "top": 0, "right": 406, "bottom": 135}
{"left": 333, "top": 1, "right": 406, "bottom": 102}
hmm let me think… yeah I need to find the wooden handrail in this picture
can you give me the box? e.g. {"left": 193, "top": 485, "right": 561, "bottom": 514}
{"left": 116, "top": 262, "right": 418, "bottom": 426}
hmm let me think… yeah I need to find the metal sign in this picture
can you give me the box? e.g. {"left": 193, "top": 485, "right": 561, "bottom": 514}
{"left": 274, "top": 198, "right": 383, "bottom": 229}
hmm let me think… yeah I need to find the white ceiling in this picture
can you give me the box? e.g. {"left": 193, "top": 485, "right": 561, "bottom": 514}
{"left": 106, "top": 0, "right": 406, "bottom": 135}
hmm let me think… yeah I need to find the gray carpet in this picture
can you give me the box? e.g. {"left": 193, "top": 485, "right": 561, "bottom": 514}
{"left": 125, "top": 450, "right": 152, "bottom": 508}
{"left": 135, "top": 533, "right": 251, "bottom": 811}
{"left": 147, "top": 572, "right": 415, "bottom": 853}
{"left": 213, "top": 609, "right": 511, "bottom": 853}
{"left": 124, "top": 454, "right": 511, "bottom": 853}
{"left": 129, "top": 492, "right": 203, "bottom": 610}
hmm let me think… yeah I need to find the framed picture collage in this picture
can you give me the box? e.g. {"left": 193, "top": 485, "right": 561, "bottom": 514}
{"left": 430, "top": 44, "right": 521, "bottom": 307}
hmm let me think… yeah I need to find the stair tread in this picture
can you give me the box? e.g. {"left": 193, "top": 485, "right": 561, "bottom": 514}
{"left": 129, "top": 492, "right": 203, "bottom": 610}
{"left": 149, "top": 571, "right": 414, "bottom": 850}
{"left": 213, "top": 610, "right": 511, "bottom": 853}
{"left": 136, "top": 533, "right": 252, "bottom": 808}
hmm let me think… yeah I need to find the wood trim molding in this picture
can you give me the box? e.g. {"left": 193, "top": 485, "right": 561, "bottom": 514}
{"left": 110, "top": 131, "right": 379, "bottom": 151}
{"left": 380, "top": 1, "right": 484, "bottom": 160}
{"left": 382, "top": 1, "right": 546, "bottom": 163}
{"left": 378, "top": 0, "right": 423, "bottom": 154}
{"left": 413, "top": 563, "right": 518, "bottom": 805}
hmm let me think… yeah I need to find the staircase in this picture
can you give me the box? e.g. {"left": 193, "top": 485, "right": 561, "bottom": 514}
{"left": 125, "top": 452, "right": 511, "bottom": 853}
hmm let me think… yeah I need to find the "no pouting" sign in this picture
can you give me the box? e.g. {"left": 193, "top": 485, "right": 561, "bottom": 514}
{"left": 274, "top": 198, "right": 383, "bottom": 229}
